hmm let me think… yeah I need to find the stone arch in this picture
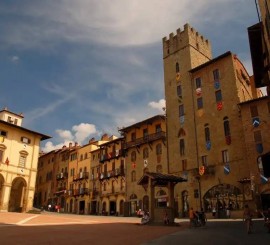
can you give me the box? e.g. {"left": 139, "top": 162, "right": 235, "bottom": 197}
{"left": 203, "top": 184, "right": 242, "bottom": 212}
{"left": 9, "top": 177, "right": 27, "bottom": 212}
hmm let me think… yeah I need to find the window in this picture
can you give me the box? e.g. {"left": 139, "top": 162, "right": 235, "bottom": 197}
{"left": 213, "top": 69, "right": 220, "bottom": 81}
{"left": 156, "top": 124, "right": 162, "bottom": 133}
{"left": 131, "top": 170, "right": 136, "bottom": 182}
{"left": 182, "top": 159, "right": 187, "bottom": 171}
{"left": 195, "top": 77, "right": 202, "bottom": 88}
{"left": 254, "top": 131, "right": 262, "bottom": 142}
{"left": 202, "top": 155, "right": 208, "bottom": 166}
{"left": 80, "top": 154, "right": 83, "bottom": 161}
{"left": 222, "top": 150, "right": 229, "bottom": 163}
{"left": 156, "top": 143, "right": 162, "bottom": 155}
{"left": 70, "top": 153, "right": 77, "bottom": 161}
{"left": 177, "top": 85, "right": 182, "bottom": 97}
{"left": 143, "top": 128, "right": 148, "bottom": 139}
{"left": 19, "top": 155, "right": 26, "bottom": 168}
{"left": 204, "top": 124, "right": 210, "bottom": 142}
{"left": 21, "top": 137, "right": 31, "bottom": 144}
{"left": 215, "top": 90, "right": 222, "bottom": 102}
{"left": 0, "top": 130, "right": 7, "bottom": 137}
{"left": 197, "top": 97, "right": 203, "bottom": 109}
{"left": 250, "top": 105, "right": 258, "bottom": 118}
{"left": 179, "top": 104, "right": 184, "bottom": 117}
{"left": 176, "top": 62, "right": 180, "bottom": 73}
{"left": 84, "top": 153, "right": 87, "bottom": 159}
{"left": 223, "top": 117, "right": 231, "bottom": 137}
{"left": 131, "top": 151, "right": 136, "bottom": 162}
{"left": 131, "top": 132, "right": 136, "bottom": 141}
{"left": 180, "top": 139, "right": 185, "bottom": 156}
{"left": 143, "top": 147, "right": 149, "bottom": 158}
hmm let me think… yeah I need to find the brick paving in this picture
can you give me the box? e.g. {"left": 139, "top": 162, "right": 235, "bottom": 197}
{"left": 0, "top": 212, "right": 189, "bottom": 245}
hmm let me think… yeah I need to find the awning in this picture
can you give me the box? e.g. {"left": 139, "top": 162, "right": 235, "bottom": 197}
{"left": 137, "top": 172, "right": 187, "bottom": 187}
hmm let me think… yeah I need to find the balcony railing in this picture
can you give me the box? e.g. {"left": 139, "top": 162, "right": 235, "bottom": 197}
{"left": 73, "top": 188, "right": 89, "bottom": 196}
{"left": 99, "top": 168, "right": 125, "bottom": 180}
{"left": 54, "top": 187, "right": 67, "bottom": 195}
{"left": 73, "top": 172, "right": 89, "bottom": 181}
{"left": 100, "top": 149, "right": 123, "bottom": 163}
{"left": 123, "top": 131, "right": 166, "bottom": 149}
{"left": 56, "top": 172, "right": 68, "bottom": 180}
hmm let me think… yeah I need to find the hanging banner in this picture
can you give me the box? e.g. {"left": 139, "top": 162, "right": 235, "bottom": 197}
{"left": 206, "top": 141, "right": 211, "bottom": 150}
{"left": 217, "top": 101, "right": 223, "bottom": 111}
{"left": 224, "top": 163, "right": 230, "bottom": 175}
{"left": 214, "top": 81, "right": 220, "bottom": 89}
{"left": 199, "top": 166, "right": 205, "bottom": 176}
{"left": 196, "top": 88, "right": 202, "bottom": 96}
{"left": 180, "top": 115, "right": 185, "bottom": 125}
{"left": 260, "top": 174, "right": 269, "bottom": 184}
{"left": 256, "top": 143, "right": 263, "bottom": 154}
{"left": 252, "top": 117, "right": 260, "bottom": 127}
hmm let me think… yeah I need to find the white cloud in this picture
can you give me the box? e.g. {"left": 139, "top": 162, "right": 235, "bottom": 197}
{"left": 42, "top": 122, "right": 98, "bottom": 152}
{"left": 148, "top": 99, "right": 166, "bottom": 112}
{"left": 1, "top": 0, "right": 242, "bottom": 49}
{"left": 72, "top": 123, "right": 97, "bottom": 143}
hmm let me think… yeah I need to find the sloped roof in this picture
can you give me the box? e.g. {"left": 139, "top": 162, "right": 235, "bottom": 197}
{"left": 138, "top": 172, "right": 187, "bottom": 186}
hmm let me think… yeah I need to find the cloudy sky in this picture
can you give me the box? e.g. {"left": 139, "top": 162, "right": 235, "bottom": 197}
{"left": 0, "top": 0, "right": 261, "bottom": 152}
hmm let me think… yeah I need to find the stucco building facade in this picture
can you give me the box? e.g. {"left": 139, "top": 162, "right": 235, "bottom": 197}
{"left": 0, "top": 108, "right": 50, "bottom": 212}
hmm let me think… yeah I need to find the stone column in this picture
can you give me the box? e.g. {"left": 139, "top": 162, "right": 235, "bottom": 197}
{"left": 1, "top": 184, "right": 11, "bottom": 211}
{"left": 149, "top": 178, "right": 155, "bottom": 221}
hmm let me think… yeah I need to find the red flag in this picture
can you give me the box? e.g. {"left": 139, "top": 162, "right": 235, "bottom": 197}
{"left": 5, "top": 157, "right": 9, "bottom": 166}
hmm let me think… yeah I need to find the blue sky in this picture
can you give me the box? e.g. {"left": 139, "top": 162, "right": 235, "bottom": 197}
{"left": 0, "top": 0, "right": 261, "bottom": 152}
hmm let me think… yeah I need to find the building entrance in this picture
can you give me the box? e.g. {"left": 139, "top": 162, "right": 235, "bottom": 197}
{"left": 8, "top": 177, "right": 27, "bottom": 212}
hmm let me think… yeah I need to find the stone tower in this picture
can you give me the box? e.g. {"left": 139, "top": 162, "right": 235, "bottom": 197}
{"left": 162, "top": 23, "right": 212, "bottom": 175}
{"left": 162, "top": 23, "right": 254, "bottom": 215}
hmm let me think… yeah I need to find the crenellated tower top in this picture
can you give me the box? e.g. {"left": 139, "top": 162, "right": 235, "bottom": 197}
{"left": 162, "top": 23, "right": 212, "bottom": 60}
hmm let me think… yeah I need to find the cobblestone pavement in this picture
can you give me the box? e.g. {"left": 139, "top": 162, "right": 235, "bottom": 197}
{"left": 0, "top": 212, "right": 188, "bottom": 245}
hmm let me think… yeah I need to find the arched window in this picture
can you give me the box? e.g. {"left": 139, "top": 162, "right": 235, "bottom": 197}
{"left": 223, "top": 117, "right": 230, "bottom": 137}
{"left": 204, "top": 123, "right": 210, "bottom": 142}
{"left": 156, "top": 143, "right": 162, "bottom": 155}
{"left": 131, "top": 170, "right": 136, "bottom": 182}
{"left": 131, "top": 151, "right": 136, "bottom": 162}
{"left": 84, "top": 153, "right": 88, "bottom": 159}
{"left": 180, "top": 139, "right": 185, "bottom": 156}
{"left": 143, "top": 147, "right": 149, "bottom": 158}
{"left": 176, "top": 62, "right": 180, "bottom": 73}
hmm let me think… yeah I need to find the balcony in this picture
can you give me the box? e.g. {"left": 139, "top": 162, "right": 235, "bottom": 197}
{"left": 100, "top": 149, "right": 123, "bottom": 163}
{"left": 73, "top": 188, "right": 89, "bottom": 196}
{"left": 73, "top": 172, "right": 89, "bottom": 181}
{"left": 54, "top": 187, "right": 67, "bottom": 196}
{"left": 56, "top": 172, "right": 68, "bottom": 181}
{"left": 99, "top": 168, "right": 125, "bottom": 181}
{"left": 123, "top": 131, "right": 166, "bottom": 149}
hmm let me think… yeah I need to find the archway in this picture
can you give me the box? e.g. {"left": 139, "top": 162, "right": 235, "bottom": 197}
{"left": 8, "top": 177, "right": 27, "bottom": 212}
{"left": 203, "top": 184, "right": 242, "bottom": 218}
